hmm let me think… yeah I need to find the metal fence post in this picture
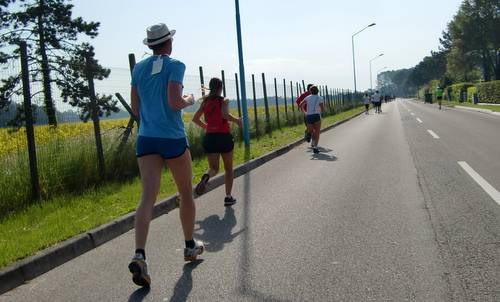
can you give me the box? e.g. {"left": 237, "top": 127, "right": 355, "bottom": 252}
{"left": 117, "top": 54, "right": 137, "bottom": 153}
{"left": 251, "top": 74, "right": 258, "bottom": 137}
{"left": 19, "top": 41, "right": 40, "bottom": 200}
{"left": 290, "top": 80, "right": 295, "bottom": 113}
{"left": 283, "top": 78, "right": 288, "bottom": 120}
{"left": 221, "top": 70, "right": 227, "bottom": 97}
{"left": 261, "top": 73, "right": 271, "bottom": 132}
{"left": 302, "top": 80, "right": 306, "bottom": 91}
{"left": 274, "top": 77, "right": 280, "bottom": 129}
{"left": 85, "top": 53, "right": 105, "bottom": 180}
{"left": 199, "top": 66, "right": 205, "bottom": 96}
{"left": 325, "top": 85, "right": 330, "bottom": 111}
{"left": 235, "top": 73, "right": 242, "bottom": 117}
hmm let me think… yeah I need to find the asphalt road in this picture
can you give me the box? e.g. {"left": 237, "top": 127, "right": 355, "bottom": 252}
{"left": 1, "top": 100, "right": 499, "bottom": 301}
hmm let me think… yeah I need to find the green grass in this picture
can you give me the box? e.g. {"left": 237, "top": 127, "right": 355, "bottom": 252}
{"left": 452, "top": 101, "right": 500, "bottom": 112}
{"left": 0, "top": 101, "right": 353, "bottom": 214}
{"left": 437, "top": 100, "right": 500, "bottom": 112}
{"left": 0, "top": 106, "right": 364, "bottom": 269}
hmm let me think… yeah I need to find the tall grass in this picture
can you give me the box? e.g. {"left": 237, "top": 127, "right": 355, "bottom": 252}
{"left": 0, "top": 100, "right": 360, "bottom": 216}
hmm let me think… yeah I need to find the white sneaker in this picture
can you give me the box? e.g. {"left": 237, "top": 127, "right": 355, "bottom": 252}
{"left": 128, "top": 253, "right": 151, "bottom": 287}
{"left": 184, "top": 240, "right": 205, "bottom": 262}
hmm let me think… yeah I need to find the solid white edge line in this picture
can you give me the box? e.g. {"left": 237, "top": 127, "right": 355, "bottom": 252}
{"left": 416, "top": 118, "right": 423, "bottom": 123}
{"left": 458, "top": 161, "right": 500, "bottom": 205}
{"left": 427, "top": 129, "right": 440, "bottom": 139}
{"left": 410, "top": 112, "right": 415, "bottom": 116}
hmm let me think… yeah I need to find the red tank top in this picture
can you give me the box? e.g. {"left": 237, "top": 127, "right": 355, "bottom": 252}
{"left": 203, "top": 96, "right": 230, "bottom": 133}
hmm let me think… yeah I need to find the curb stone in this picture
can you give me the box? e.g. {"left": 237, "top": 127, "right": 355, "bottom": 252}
{"left": 0, "top": 109, "right": 364, "bottom": 295}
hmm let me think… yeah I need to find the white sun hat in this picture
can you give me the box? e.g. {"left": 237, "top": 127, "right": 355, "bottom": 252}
{"left": 143, "top": 23, "right": 176, "bottom": 46}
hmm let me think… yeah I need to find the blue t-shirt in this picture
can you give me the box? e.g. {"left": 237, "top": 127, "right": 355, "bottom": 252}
{"left": 131, "top": 55, "right": 186, "bottom": 139}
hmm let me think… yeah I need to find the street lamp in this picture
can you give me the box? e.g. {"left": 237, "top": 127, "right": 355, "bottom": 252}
{"left": 351, "top": 23, "right": 376, "bottom": 92}
{"left": 369, "top": 53, "right": 384, "bottom": 91}
{"left": 234, "top": 0, "right": 250, "bottom": 147}
{"left": 376, "top": 66, "right": 388, "bottom": 89}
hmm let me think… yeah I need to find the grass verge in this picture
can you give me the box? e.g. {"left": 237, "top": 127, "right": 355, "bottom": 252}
{"left": 0, "top": 106, "right": 363, "bottom": 269}
{"left": 442, "top": 101, "right": 500, "bottom": 112}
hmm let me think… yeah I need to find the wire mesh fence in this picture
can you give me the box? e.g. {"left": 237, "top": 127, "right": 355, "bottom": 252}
{"left": 0, "top": 50, "right": 362, "bottom": 215}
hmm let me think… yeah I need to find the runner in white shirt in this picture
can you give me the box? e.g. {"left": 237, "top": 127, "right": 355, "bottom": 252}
{"left": 373, "top": 91, "right": 381, "bottom": 114}
{"left": 301, "top": 86, "right": 324, "bottom": 154}
{"left": 363, "top": 93, "right": 370, "bottom": 114}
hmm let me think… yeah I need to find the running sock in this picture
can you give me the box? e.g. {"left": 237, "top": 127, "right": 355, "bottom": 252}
{"left": 135, "top": 249, "right": 146, "bottom": 260}
{"left": 185, "top": 239, "right": 195, "bottom": 249}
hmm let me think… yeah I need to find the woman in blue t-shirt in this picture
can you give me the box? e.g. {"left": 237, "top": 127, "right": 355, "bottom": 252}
{"left": 128, "top": 23, "right": 204, "bottom": 288}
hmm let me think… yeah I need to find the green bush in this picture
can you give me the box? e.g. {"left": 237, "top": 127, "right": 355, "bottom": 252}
{"left": 447, "top": 83, "right": 474, "bottom": 102}
{"left": 476, "top": 80, "right": 500, "bottom": 104}
{"left": 467, "top": 86, "right": 477, "bottom": 103}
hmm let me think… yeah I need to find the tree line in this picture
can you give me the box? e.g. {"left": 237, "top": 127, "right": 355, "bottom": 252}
{"left": 378, "top": 0, "right": 499, "bottom": 96}
{"left": 0, "top": 0, "right": 118, "bottom": 127}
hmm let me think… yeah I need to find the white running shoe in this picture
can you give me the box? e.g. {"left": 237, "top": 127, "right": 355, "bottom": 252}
{"left": 184, "top": 240, "right": 205, "bottom": 262}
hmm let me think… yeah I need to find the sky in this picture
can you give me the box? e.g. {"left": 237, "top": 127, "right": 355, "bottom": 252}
{"left": 70, "top": 0, "right": 463, "bottom": 93}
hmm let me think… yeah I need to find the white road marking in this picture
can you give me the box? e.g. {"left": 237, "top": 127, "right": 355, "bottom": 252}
{"left": 410, "top": 112, "right": 415, "bottom": 116}
{"left": 458, "top": 161, "right": 500, "bottom": 205}
{"left": 416, "top": 118, "right": 423, "bottom": 123}
{"left": 427, "top": 129, "right": 440, "bottom": 139}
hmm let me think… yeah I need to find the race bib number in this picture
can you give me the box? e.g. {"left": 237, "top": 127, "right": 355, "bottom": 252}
{"left": 151, "top": 56, "right": 163, "bottom": 75}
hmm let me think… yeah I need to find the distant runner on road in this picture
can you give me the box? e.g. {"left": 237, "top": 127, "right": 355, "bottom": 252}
{"left": 373, "top": 90, "right": 381, "bottom": 114}
{"left": 192, "top": 77, "right": 242, "bottom": 207}
{"left": 435, "top": 85, "right": 443, "bottom": 110}
{"left": 296, "top": 83, "right": 314, "bottom": 142}
{"left": 363, "top": 93, "right": 370, "bottom": 114}
{"left": 301, "top": 85, "right": 325, "bottom": 154}
{"left": 129, "top": 23, "right": 204, "bottom": 288}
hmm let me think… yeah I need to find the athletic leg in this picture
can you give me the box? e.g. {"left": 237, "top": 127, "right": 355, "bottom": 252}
{"left": 135, "top": 155, "right": 164, "bottom": 250}
{"left": 206, "top": 153, "right": 220, "bottom": 177}
{"left": 313, "top": 121, "right": 321, "bottom": 146}
{"left": 306, "top": 123, "right": 314, "bottom": 146}
{"left": 195, "top": 153, "right": 219, "bottom": 195}
{"left": 166, "top": 150, "right": 196, "bottom": 242}
{"left": 130, "top": 154, "right": 163, "bottom": 287}
{"left": 221, "top": 151, "right": 234, "bottom": 197}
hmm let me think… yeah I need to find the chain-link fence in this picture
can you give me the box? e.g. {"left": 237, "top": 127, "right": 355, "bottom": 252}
{"left": 0, "top": 49, "right": 362, "bottom": 215}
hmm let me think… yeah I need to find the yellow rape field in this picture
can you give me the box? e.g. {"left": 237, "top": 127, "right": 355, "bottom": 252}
{"left": 0, "top": 119, "right": 129, "bottom": 158}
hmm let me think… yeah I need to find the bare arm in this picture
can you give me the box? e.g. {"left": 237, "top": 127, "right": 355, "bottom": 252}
{"left": 300, "top": 99, "right": 307, "bottom": 111}
{"left": 320, "top": 102, "right": 325, "bottom": 113}
{"left": 167, "top": 82, "right": 194, "bottom": 111}
{"left": 131, "top": 86, "right": 140, "bottom": 120}
{"left": 222, "top": 99, "right": 242, "bottom": 127}
{"left": 192, "top": 101, "right": 207, "bottom": 129}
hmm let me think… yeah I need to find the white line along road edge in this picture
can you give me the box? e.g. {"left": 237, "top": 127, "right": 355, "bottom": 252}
{"left": 458, "top": 161, "right": 500, "bottom": 205}
{"left": 411, "top": 112, "right": 415, "bottom": 116}
{"left": 416, "top": 118, "right": 423, "bottom": 123}
{"left": 427, "top": 129, "right": 440, "bottom": 139}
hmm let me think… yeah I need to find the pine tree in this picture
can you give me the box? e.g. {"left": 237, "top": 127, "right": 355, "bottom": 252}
{"left": 57, "top": 44, "right": 118, "bottom": 122}
{"left": 0, "top": 0, "right": 107, "bottom": 126}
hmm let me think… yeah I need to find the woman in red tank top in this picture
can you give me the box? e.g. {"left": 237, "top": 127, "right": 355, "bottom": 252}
{"left": 192, "top": 78, "right": 242, "bottom": 207}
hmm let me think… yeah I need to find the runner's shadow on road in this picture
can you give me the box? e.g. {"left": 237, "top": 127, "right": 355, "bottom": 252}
{"left": 194, "top": 207, "right": 246, "bottom": 252}
{"left": 167, "top": 260, "right": 204, "bottom": 302}
{"left": 311, "top": 153, "right": 338, "bottom": 161}
{"left": 306, "top": 147, "right": 338, "bottom": 162}
{"left": 127, "top": 286, "right": 150, "bottom": 302}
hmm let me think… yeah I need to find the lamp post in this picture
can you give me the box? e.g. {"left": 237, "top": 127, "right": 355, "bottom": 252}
{"left": 369, "top": 53, "right": 384, "bottom": 91}
{"left": 351, "top": 23, "right": 376, "bottom": 92}
{"left": 234, "top": 0, "right": 250, "bottom": 147}
{"left": 376, "top": 66, "right": 388, "bottom": 89}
